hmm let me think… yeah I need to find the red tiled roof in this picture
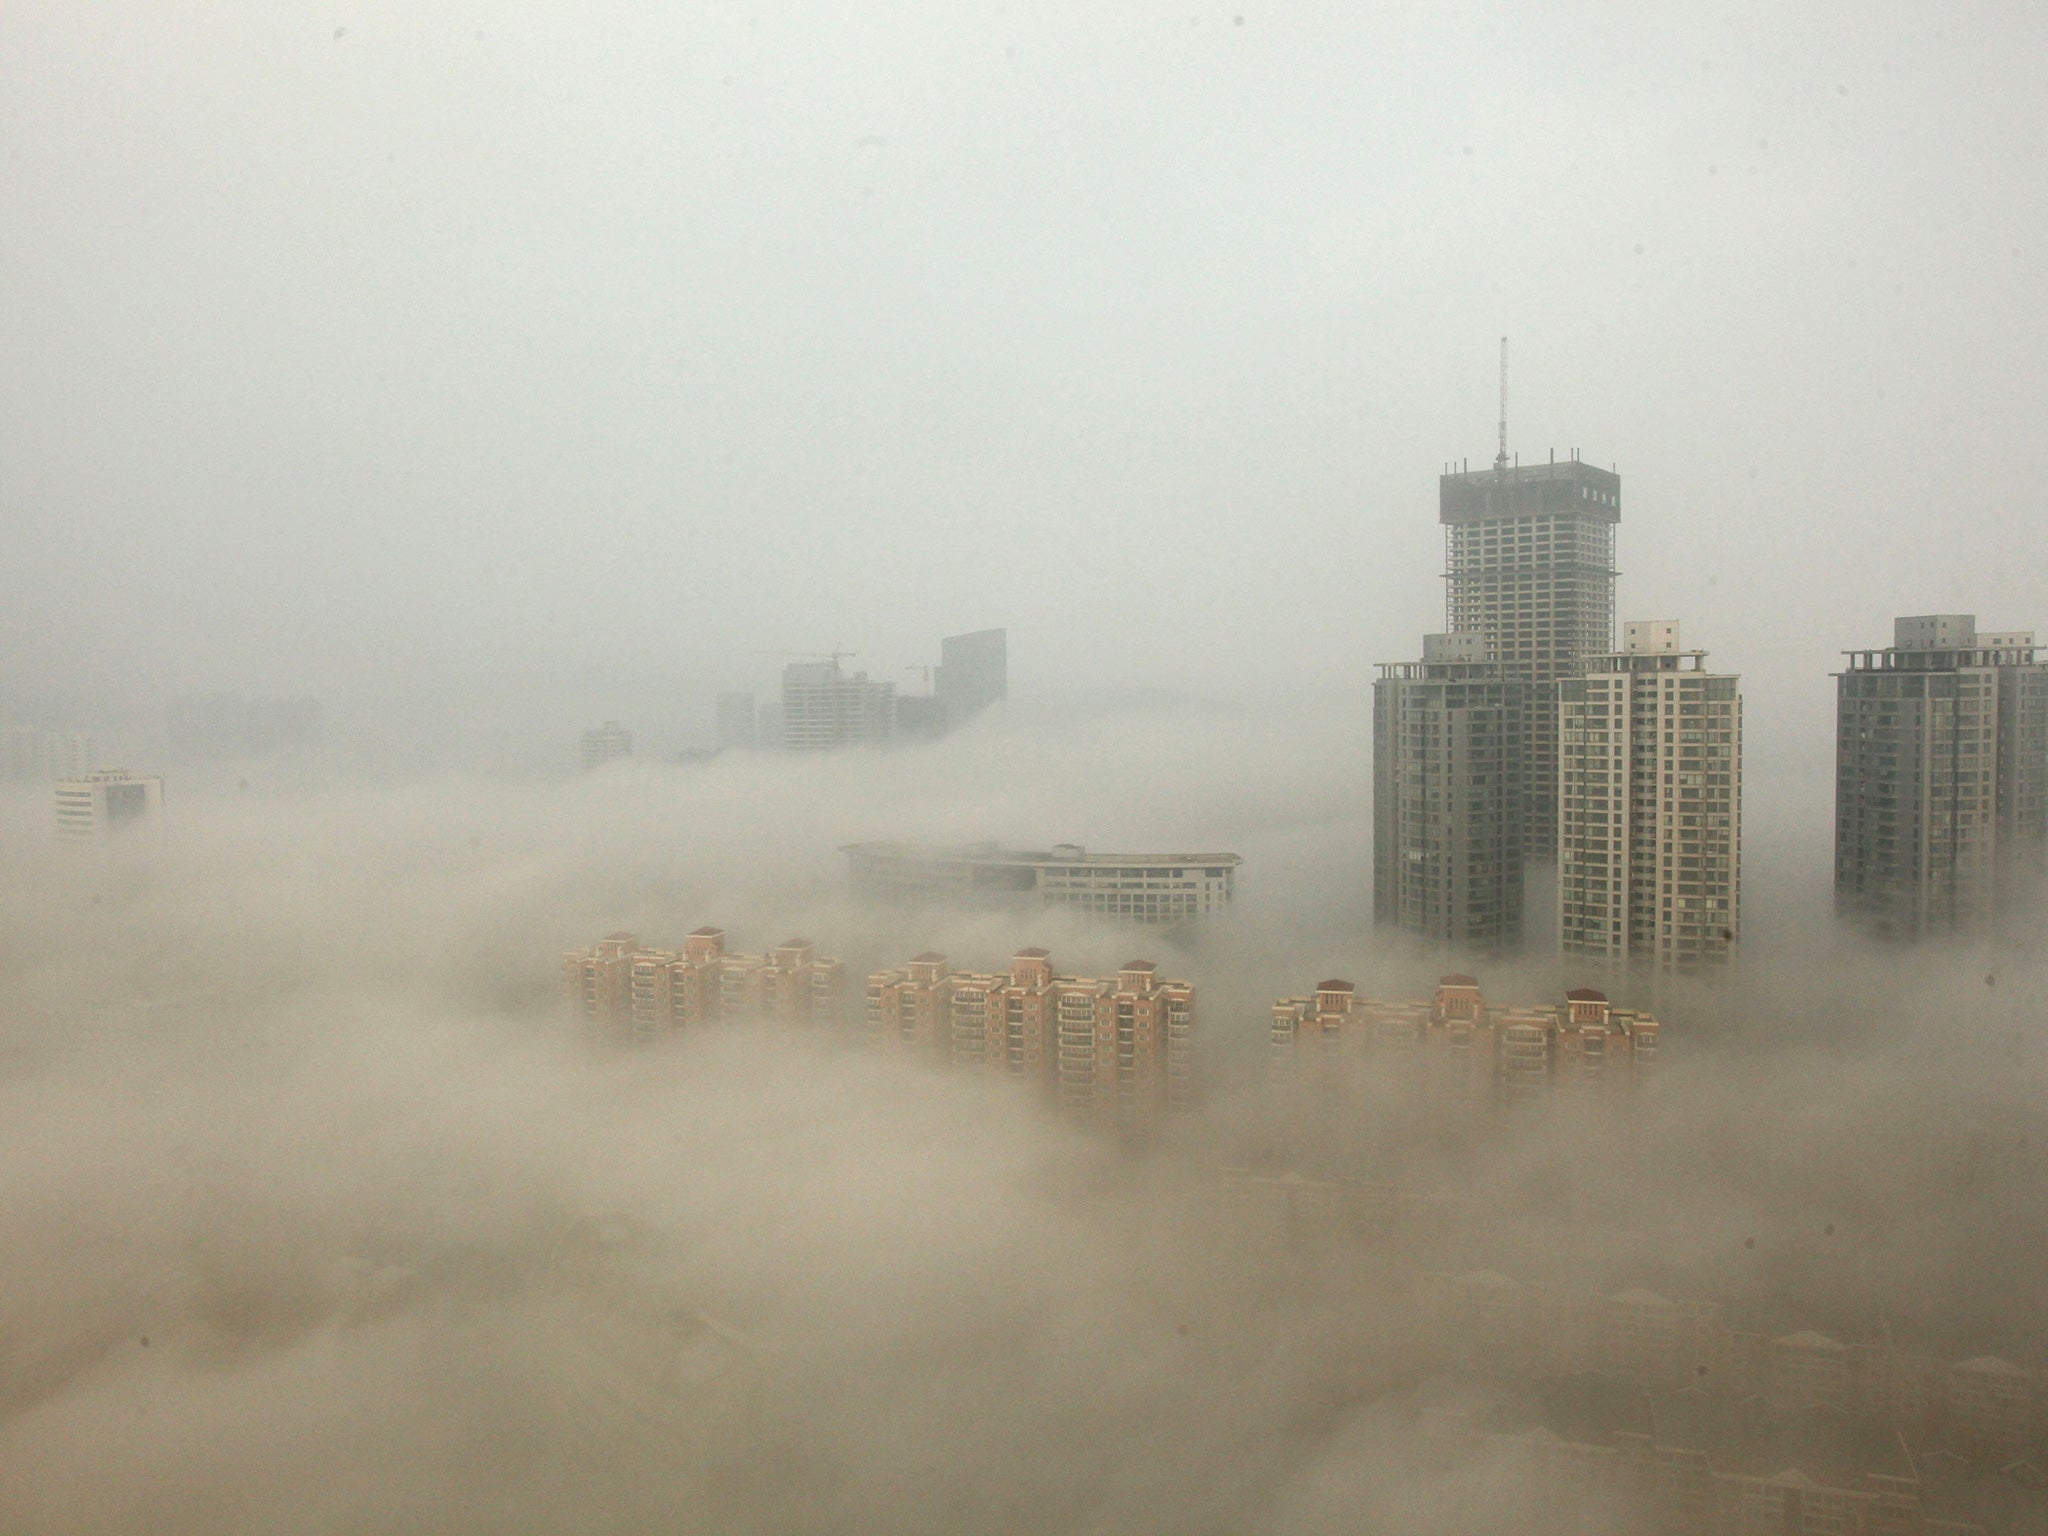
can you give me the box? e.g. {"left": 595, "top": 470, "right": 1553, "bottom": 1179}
{"left": 1439, "top": 973, "right": 1479, "bottom": 987}
{"left": 1566, "top": 987, "right": 1608, "bottom": 1002}
{"left": 1315, "top": 979, "right": 1356, "bottom": 992}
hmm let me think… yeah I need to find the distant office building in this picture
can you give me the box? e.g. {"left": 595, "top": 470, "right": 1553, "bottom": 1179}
{"left": 563, "top": 928, "right": 845, "bottom": 1042}
{"left": 1373, "top": 632, "right": 1525, "bottom": 949}
{"left": 781, "top": 660, "right": 894, "bottom": 750}
{"left": 579, "top": 722, "right": 633, "bottom": 773}
{"left": 716, "top": 693, "right": 758, "bottom": 751}
{"left": 1835, "top": 616, "right": 2047, "bottom": 939}
{"left": 1557, "top": 621, "right": 1742, "bottom": 972}
{"left": 4, "top": 726, "right": 95, "bottom": 782}
{"left": 1269, "top": 973, "right": 1658, "bottom": 1107}
{"left": 168, "top": 694, "right": 322, "bottom": 760}
{"left": 1440, "top": 454, "right": 1620, "bottom": 855}
{"left": 866, "top": 947, "right": 1194, "bottom": 1126}
{"left": 843, "top": 841, "right": 1240, "bottom": 926}
{"left": 935, "top": 628, "right": 1006, "bottom": 726}
{"left": 55, "top": 768, "right": 163, "bottom": 841}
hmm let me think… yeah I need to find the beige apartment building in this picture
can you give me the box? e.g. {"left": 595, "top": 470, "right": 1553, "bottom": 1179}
{"left": 563, "top": 928, "right": 845, "bottom": 1041}
{"left": 1270, "top": 972, "right": 1658, "bottom": 1106}
{"left": 1558, "top": 620, "right": 1742, "bottom": 973}
{"left": 865, "top": 947, "right": 1195, "bottom": 1129}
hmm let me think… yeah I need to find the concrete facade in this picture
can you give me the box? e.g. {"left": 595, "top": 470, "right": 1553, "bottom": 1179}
{"left": 1835, "top": 617, "right": 2048, "bottom": 938}
{"left": 1373, "top": 632, "right": 1526, "bottom": 949}
{"left": 1440, "top": 456, "right": 1620, "bottom": 856}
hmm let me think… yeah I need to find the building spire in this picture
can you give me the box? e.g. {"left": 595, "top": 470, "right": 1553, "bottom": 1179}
{"left": 1494, "top": 335, "right": 1509, "bottom": 472}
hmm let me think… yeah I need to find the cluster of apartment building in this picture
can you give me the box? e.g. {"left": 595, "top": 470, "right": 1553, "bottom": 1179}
{"left": 1375, "top": 436, "right": 2046, "bottom": 966}
{"left": 865, "top": 948, "right": 1194, "bottom": 1130}
{"left": 1269, "top": 972, "right": 1658, "bottom": 1106}
{"left": 561, "top": 934, "right": 1198, "bottom": 1133}
{"left": 562, "top": 929, "right": 846, "bottom": 1041}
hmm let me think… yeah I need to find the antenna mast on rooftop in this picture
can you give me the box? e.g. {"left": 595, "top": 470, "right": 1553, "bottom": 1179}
{"left": 1494, "top": 335, "right": 1509, "bottom": 472}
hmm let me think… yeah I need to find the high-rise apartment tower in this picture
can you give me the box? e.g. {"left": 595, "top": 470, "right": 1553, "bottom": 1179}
{"left": 1557, "top": 621, "right": 1741, "bottom": 972}
{"left": 1372, "top": 633, "right": 1525, "bottom": 948}
{"left": 1835, "top": 616, "right": 2047, "bottom": 939}
{"left": 1440, "top": 455, "right": 1619, "bottom": 855}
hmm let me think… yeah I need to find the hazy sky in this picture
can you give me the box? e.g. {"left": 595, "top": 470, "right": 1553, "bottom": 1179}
{"left": 5, "top": 0, "right": 2045, "bottom": 760}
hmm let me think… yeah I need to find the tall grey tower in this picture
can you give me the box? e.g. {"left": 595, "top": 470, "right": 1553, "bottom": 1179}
{"left": 1835, "top": 616, "right": 2047, "bottom": 939}
{"left": 1373, "top": 632, "right": 1526, "bottom": 949}
{"left": 1440, "top": 454, "right": 1619, "bottom": 856}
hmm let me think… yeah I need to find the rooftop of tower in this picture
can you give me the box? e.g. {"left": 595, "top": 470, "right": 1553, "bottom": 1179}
{"left": 1440, "top": 457, "right": 1620, "bottom": 525}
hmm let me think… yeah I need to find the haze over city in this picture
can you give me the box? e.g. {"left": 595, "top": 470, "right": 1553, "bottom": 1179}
{"left": 3, "top": 2, "right": 2046, "bottom": 1533}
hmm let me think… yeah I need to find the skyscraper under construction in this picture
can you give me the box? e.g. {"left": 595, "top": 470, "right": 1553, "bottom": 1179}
{"left": 1439, "top": 452, "right": 1619, "bottom": 857}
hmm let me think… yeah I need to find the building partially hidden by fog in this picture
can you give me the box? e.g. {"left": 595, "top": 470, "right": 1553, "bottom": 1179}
{"left": 1440, "top": 452, "right": 1620, "bottom": 856}
{"left": 780, "top": 659, "right": 895, "bottom": 750}
{"left": 715, "top": 692, "right": 757, "bottom": 750}
{"left": 1835, "top": 616, "right": 2047, "bottom": 939}
{"left": 167, "top": 693, "right": 322, "bottom": 760}
{"left": 842, "top": 841, "right": 1240, "bottom": 926}
{"left": 54, "top": 767, "right": 163, "bottom": 841}
{"left": 578, "top": 721, "right": 633, "bottom": 773}
{"left": 4, "top": 725, "right": 95, "bottom": 782}
{"left": 564, "top": 929, "right": 846, "bottom": 1041}
{"left": 1558, "top": 621, "right": 1742, "bottom": 973}
{"left": 867, "top": 947, "right": 1194, "bottom": 1129}
{"left": 1270, "top": 973, "right": 1658, "bottom": 1106}
{"left": 934, "top": 627, "right": 1006, "bottom": 727}
{"left": 1373, "top": 632, "right": 1525, "bottom": 949}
